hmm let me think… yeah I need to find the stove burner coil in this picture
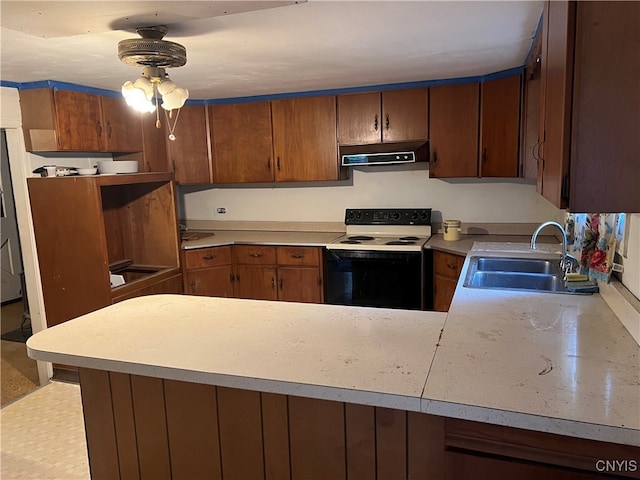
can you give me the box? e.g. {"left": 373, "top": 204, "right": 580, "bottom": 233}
{"left": 347, "top": 235, "right": 375, "bottom": 241}
{"left": 385, "top": 240, "right": 416, "bottom": 245}
{"left": 399, "top": 236, "right": 420, "bottom": 241}
{"left": 340, "top": 240, "right": 362, "bottom": 244}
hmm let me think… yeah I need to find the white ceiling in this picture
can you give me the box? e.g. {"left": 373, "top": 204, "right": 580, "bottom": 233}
{"left": 1, "top": 1, "right": 543, "bottom": 101}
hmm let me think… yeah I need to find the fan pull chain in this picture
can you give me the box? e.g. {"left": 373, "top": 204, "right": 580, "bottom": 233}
{"left": 164, "top": 108, "right": 182, "bottom": 141}
{"left": 155, "top": 92, "right": 161, "bottom": 129}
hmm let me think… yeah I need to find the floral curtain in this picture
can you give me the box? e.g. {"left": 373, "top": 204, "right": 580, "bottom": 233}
{"left": 565, "top": 213, "right": 621, "bottom": 283}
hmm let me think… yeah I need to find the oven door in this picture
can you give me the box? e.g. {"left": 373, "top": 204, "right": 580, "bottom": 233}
{"left": 326, "top": 249, "right": 423, "bottom": 310}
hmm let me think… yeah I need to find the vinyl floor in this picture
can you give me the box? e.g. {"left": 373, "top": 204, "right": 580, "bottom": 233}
{"left": 1, "top": 381, "right": 90, "bottom": 480}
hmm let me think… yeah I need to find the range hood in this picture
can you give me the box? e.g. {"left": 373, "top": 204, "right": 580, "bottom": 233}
{"left": 339, "top": 141, "right": 428, "bottom": 166}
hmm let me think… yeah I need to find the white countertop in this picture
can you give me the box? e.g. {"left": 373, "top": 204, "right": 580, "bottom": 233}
{"left": 27, "top": 241, "right": 640, "bottom": 446}
{"left": 27, "top": 297, "right": 446, "bottom": 412}
{"left": 182, "top": 230, "right": 343, "bottom": 250}
{"left": 422, "top": 243, "right": 640, "bottom": 446}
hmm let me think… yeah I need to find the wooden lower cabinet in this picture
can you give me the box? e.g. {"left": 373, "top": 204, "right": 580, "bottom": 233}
{"left": 184, "top": 244, "right": 324, "bottom": 304}
{"left": 79, "top": 368, "right": 640, "bottom": 480}
{"left": 433, "top": 250, "right": 465, "bottom": 312}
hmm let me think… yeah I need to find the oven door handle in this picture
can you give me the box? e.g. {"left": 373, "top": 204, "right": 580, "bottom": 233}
{"left": 327, "top": 249, "right": 347, "bottom": 261}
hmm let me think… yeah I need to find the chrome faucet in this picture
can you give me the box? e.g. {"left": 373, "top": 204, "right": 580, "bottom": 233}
{"left": 530, "top": 221, "right": 576, "bottom": 279}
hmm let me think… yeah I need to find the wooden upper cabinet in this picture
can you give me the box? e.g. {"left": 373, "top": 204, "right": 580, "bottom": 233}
{"left": 166, "top": 104, "right": 211, "bottom": 185}
{"left": 337, "top": 88, "right": 428, "bottom": 145}
{"left": 139, "top": 112, "right": 169, "bottom": 173}
{"left": 100, "top": 96, "right": 143, "bottom": 152}
{"left": 210, "top": 101, "right": 274, "bottom": 183}
{"left": 480, "top": 74, "right": 522, "bottom": 177}
{"left": 271, "top": 95, "right": 339, "bottom": 182}
{"left": 19, "top": 88, "right": 143, "bottom": 152}
{"left": 429, "top": 83, "right": 480, "bottom": 178}
{"left": 537, "top": 0, "right": 575, "bottom": 208}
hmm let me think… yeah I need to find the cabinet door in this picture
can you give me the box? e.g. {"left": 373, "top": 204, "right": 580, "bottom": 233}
{"left": 211, "top": 101, "right": 275, "bottom": 183}
{"left": 382, "top": 88, "right": 428, "bottom": 143}
{"left": 480, "top": 75, "right": 521, "bottom": 177}
{"left": 433, "top": 251, "right": 464, "bottom": 312}
{"left": 235, "top": 265, "right": 278, "bottom": 301}
{"left": 271, "top": 96, "right": 339, "bottom": 182}
{"left": 569, "top": 1, "right": 640, "bottom": 213}
{"left": 278, "top": 267, "right": 323, "bottom": 304}
{"left": 167, "top": 105, "right": 211, "bottom": 184}
{"left": 139, "top": 111, "right": 169, "bottom": 172}
{"left": 185, "top": 266, "right": 234, "bottom": 297}
{"left": 100, "top": 96, "right": 143, "bottom": 152}
{"left": 337, "top": 92, "right": 381, "bottom": 145}
{"left": 538, "top": 0, "right": 574, "bottom": 208}
{"left": 428, "top": 83, "right": 479, "bottom": 178}
{"left": 53, "top": 89, "right": 104, "bottom": 151}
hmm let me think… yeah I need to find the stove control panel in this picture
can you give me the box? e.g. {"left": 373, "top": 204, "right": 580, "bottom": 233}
{"left": 345, "top": 208, "right": 431, "bottom": 225}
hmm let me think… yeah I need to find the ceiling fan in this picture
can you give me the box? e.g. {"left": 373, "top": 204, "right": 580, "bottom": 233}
{"left": 117, "top": 25, "right": 189, "bottom": 140}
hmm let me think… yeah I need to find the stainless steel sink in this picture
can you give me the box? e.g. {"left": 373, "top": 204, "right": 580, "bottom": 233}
{"left": 463, "top": 256, "right": 590, "bottom": 295}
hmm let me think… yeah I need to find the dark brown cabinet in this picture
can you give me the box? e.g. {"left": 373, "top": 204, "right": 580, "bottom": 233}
{"left": 480, "top": 74, "right": 522, "bottom": 177}
{"left": 537, "top": 1, "right": 639, "bottom": 212}
{"left": 429, "top": 75, "right": 521, "bottom": 178}
{"left": 337, "top": 88, "right": 428, "bottom": 145}
{"left": 166, "top": 104, "right": 211, "bottom": 185}
{"left": 428, "top": 83, "right": 480, "bottom": 178}
{"left": 433, "top": 250, "right": 465, "bottom": 312}
{"left": 183, "top": 246, "right": 234, "bottom": 297}
{"left": 19, "top": 88, "right": 143, "bottom": 153}
{"left": 183, "top": 244, "right": 324, "bottom": 304}
{"left": 28, "top": 173, "right": 182, "bottom": 330}
{"left": 210, "top": 101, "right": 274, "bottom": 183}
{"left": 271, "top": 96, "right": 340, "bottom": 182}
{"left": 138, "top": 112, "right": 169, "bottom": 173}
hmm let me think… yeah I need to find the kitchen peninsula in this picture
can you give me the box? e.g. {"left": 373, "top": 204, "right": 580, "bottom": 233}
{"left": 27, "top": 244, "right": 639, "bottom": 479}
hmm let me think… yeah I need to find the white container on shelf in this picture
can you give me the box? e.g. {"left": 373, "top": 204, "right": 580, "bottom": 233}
{"left": 97, "top": 160, "right": 139, "bottom": 175}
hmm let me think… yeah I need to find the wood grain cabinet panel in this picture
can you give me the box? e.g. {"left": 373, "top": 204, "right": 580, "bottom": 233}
{"left": 271, "top": 95, "right": 340, "bottom": 182}
{"left": 19, "top": 88, "right": 143, "bottom": 152}
{"left": 80, "top": 370, "right": 637, "bottom": 480}
{"left": 429, "top": 83, "right": 480, "bottom": 178}
{"left": 338, "top": 88, "right": 428, "bottom": 145}
{"left": 480, "top": 74, "right": 522, "bottom": 177}
{"left": 433, "top": 250, "right": 465, "bottom": 312}
{"left": 183, "top": 246, "right": 234, "bottom": 297}
{"left": 210, "top": 101, "right": 275, "bottom": 183}
{"left": 166, "top": 104, "right": 211, "bottom": 184}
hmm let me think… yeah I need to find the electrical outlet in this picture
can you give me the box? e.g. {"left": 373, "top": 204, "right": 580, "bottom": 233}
{"left": 217, "top": 207, "right": 226, "bottom": 214}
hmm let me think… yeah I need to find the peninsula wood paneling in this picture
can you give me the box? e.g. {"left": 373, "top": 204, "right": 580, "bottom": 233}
{"left": 79, "top": 369, "right": 635, "bottom": 480}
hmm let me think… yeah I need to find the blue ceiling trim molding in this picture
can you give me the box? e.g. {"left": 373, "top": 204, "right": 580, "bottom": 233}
{"left": 525, "top": 12, "right": 544, "bottom": 64}
{"left": 4, "top": 65, "right": 525, "bottom": 105}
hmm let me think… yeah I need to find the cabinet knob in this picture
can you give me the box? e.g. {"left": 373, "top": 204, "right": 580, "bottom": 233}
{"left": 250, "top": 253, "right": 262, "bottom": 258}
{"left": 446, "top": 263, "right": 457, "bottom": 270}
{"left": 202, "top": 254, "right": 215, "bottom": 260}
{"left": 291, "top": 253, "right": 304, "bottom": 259}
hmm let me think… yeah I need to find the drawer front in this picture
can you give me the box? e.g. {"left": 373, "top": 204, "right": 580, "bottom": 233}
{"left": 234, "top": 245, "right": 277, "bottom": 265}
{"left": 276, "top": 246, "right": 321, "bottom": 266}
{"left": 184, "top": 246, "right": 232, "bottom": 270}
{"left": 434, "top": 251, "right": 464, "bottom": 279}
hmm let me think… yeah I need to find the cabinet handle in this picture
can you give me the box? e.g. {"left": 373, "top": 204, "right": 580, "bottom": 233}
{"left": 250, "top": 253, "right": 263, "bottom": 258}
{"left": 190, "top": 281, "right": 196, "bottom": 294}
{"left": 374, "top": 114, "right": 379, "bottom": 132}
{"left": 236, "top": 274, "right": 240, "bottom": 283}
{"left": 317, "top": 276, "right": 322, "bottom": 286}
{"left": 202, "top": 254, "right": 215, "bottom": 260}
{"left": 107, "top": 122, "right": 113, "bottom": 139}
{"left": 146, "top": 161, "right": 151, "bottom": 172}
{"left": 432, "top": 151, "right": 438, "bottom": 164}
{"left": 385, "top": 113, "right": 390, "bottom": 130}
{"left": 279, "top": 278, "right": 283, "bottom": 290}
{"left": 96, "top": 121, "right": 103, "bottom": 138}
{"left": 482, "top": 148, "right": 487, "bottom": 164}
{"left": 230, "top": 273, "right": 234, "bottom": 283}
{"left": 267, "top": 158, "right": 271, "bottom": 171}
{"left": 277, "top": 157, "right": 281, "bottom": 170}
{"left": 291, "top": 253, "right": 304, "bottom": 259}
{"left": 446, "top": 263, "right": 457, "bottom": 270}
{"left": 271, "top": 277, "right": 275, "bottom": 289}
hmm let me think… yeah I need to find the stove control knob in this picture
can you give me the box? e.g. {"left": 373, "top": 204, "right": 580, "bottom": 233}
{"left": 355, "top": 211, "right": 363, "bottom": 220}
{"left": 420, "top": 212, "right": 429, "bottom": 220}
{"left": 411, "top": 211, "right": 419, "bottom": 220}
{"left": 391, "top": 212, "right": 400, "bottom": 220}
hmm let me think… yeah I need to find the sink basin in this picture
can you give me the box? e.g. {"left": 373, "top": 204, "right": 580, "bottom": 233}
{"left": 463, "top": 256, "right": 589, "bottom": 295}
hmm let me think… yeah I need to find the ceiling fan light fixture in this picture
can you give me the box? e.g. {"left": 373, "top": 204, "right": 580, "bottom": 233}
{"left": 118, "top": 27, "right": 190, "bottom": 138}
